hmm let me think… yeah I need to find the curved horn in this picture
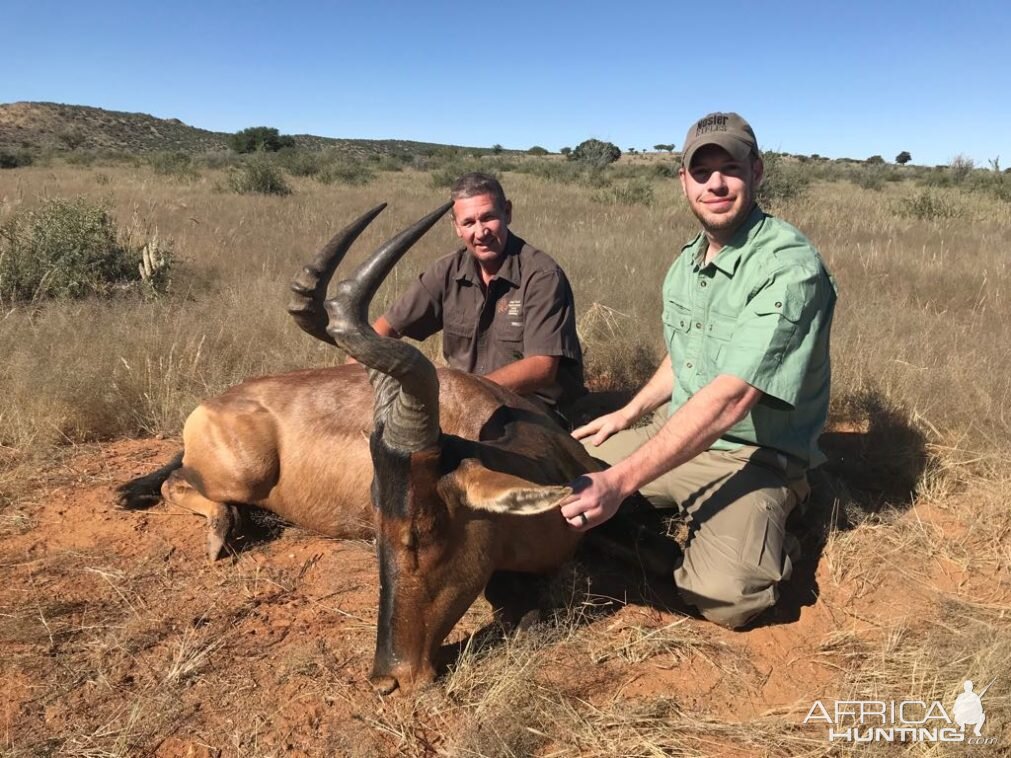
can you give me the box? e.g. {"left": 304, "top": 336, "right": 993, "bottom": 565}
{"left": 287, "top": 203, "right": 388, "bottom": 345}
{"left": 326, "top": 202, "right": 453, "bottom": 452}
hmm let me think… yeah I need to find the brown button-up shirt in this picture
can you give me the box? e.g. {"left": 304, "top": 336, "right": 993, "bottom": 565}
{"left": 384, "top": 232, "right": 585, "bottom": 409}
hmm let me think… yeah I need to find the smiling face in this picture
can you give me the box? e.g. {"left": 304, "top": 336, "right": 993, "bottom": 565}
{"left": 679, "top": 144, "right": 763, "bottom": 242}
{"left": 451, "top": 193, "right": 512, "bottom": 270}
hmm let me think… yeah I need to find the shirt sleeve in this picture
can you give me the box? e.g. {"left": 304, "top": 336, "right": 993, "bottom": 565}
{"left": 718, "top": 264, "right": 833, "bottom": 408}
{"left": 521, "top": 269, "right": 582, "bottom": 361}
{"left": 383, "top": 264, "right": 445, "bottom": 341}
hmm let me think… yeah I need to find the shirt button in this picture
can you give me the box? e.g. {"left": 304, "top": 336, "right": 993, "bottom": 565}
{"left": 686, "top": 362, "right": 693, "bottom": 369}
{"left": 695, "top": 322, "right": 702, "bottom": 329}
{"left": 700, "top": 280, "right": 707, "bottom": 288}
{"left": 775, "top": 301, "right": 782, "bottom": 308}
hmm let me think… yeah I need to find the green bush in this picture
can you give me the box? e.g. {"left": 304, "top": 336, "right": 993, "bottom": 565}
{"left": 0, "top": 149, "right": 33, "bottom": 169}
{"left": 527, "top": 146, "right": 549, "bottom": 155}
{"left": 278, "top": 149, "right": 325, "bottom": 177}
{"left": 757, "top": 152, "right": 810, "bottom": 205}
{"left": 227, "top": 159, "right": 291, "bottom": 195}
{"left": 853, "top": 167, "right": 886, "bottom": 191}
{"left": 593, "top": 179, "right": 655, "bottom": 206}
{"left": 317, "top": 160, "right": 375, "bottom": 186}
{"left": 570, "top": 139, "right": 622, "bottom": 168}
{"left": 513, "top": 159, "right": 586, "bottom": 184}
{"left": 149, "top": 151, "right": 197, "bottom": 178}
{"left": 897, "top": 190, "right": 961, "bottom": 220}
{"left": 228, "top": 126, "right": 296, "bottom": 154}
{"left": 0, "top": 198, "right": 173, "bottom": 303}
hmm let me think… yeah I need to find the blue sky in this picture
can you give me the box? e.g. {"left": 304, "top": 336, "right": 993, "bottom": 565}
{"left": 6, "top": 0, "right": 1009, "bottom": 167}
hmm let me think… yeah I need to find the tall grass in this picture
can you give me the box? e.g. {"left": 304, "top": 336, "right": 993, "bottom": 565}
{"left": 1, "top": 165, "right": 1008, "bottom": 463}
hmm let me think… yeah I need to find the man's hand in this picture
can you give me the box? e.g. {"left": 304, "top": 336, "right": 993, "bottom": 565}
{"left": 571, "top": 407, "right": 636, "bottom": 447}
{"left": 559, "top": 471, "right": 626, "bottom": 531}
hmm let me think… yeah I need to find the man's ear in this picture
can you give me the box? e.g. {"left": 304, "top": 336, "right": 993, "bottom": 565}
{"left": 450, "top": 206, "right": 463, "bottom": 240}
{"left": 502, "top": 199, "right": 513, "bottom": 226}
{"left": 678, "top": 166, "right": 689, "bottom": 198}
{"left": 437, "top": 459, "right": 570, "bottom": 515}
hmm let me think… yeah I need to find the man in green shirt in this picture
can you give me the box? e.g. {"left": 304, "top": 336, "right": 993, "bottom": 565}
{"left": 562, "top": 112, "right": 837, "bottom": 629}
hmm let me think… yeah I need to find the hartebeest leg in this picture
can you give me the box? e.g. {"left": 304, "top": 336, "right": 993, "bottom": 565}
{"left": 161, "top": 470, "right": 240, "bottom": 561}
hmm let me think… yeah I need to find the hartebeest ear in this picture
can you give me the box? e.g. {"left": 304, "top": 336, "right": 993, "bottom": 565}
{"left": 437, "top": 459, "right": 571, "bottom": 515}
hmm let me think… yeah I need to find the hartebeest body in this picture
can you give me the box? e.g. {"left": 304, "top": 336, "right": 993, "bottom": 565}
{"left": 119, "top": 203, "right": 674, "bottom": 693}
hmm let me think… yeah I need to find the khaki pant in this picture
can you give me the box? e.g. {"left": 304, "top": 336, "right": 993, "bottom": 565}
{"left": 587, "top": 410, "right": 810, "bottom": 629}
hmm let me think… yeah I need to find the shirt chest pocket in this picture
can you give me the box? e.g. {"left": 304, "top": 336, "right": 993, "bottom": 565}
{"left": 443, "top": 317, "right": 472, "bottom": 339}
{"left": 703, "top": 310, "right": 735, "bottom": 373}
{"left": 662, "top": 300, "right": 692, "bottom": 367}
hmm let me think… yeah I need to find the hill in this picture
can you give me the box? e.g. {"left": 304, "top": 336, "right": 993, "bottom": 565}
{"left": 0, "top": 101, "right": 481, "bottom": 158}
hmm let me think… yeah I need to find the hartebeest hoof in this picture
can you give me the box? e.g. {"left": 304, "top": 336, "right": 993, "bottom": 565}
{"left": 370, "top": 675, "right": 399, "bottom": 695}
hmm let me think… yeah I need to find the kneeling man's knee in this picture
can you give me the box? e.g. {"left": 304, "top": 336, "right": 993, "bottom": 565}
{"left": 676, "top": 558, "right": 791, "bottom": 629}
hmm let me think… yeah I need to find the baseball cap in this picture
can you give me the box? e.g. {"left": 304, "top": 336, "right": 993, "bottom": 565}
{"left": 681, "top": 112, "right": 760, "bottom": 168}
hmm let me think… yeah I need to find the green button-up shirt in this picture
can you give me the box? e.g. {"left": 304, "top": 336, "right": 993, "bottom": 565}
{"left": 662, "top": 205, "right": 837, "bottom": 467}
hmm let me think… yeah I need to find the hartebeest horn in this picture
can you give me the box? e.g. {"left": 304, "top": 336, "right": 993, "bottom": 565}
{"left": 287, "top": 203, "right": 388, "bottom": 345}
{"left": 325, "top": 202, "right": 453, "bottom": 452}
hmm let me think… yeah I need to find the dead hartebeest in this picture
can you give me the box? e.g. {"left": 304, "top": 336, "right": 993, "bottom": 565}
{"left": 119, "top": 203, "right": 675, "bottom": 693}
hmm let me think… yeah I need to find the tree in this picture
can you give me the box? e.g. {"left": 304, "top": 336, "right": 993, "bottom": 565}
{"left": 491, "top": 144, "right": 504, "bottom": 155}
{"left": 229, "top": 126, "right": 295, "bottom": 154}
{"left": 654, "top": 143, "right": 675, "bottom": 153}
{"left": 895, "top": 151, "right": 912, "bottom": 165}
{"left": 569, "top": 139, "right": 621, "bottom": 167}
{"left": 865, "top": 155, "right": 885, "bottom": 165}
{"left": 559, "top": 147, "right": 572, "bottom": 156}
{"left": 527, "top": 146, "right": 548, "bottom": 155}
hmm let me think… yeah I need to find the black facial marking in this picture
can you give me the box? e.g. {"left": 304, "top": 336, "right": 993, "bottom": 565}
{"left": 373, "top": 537, "right": 399, "bottom": 672}
{"left": 369, "top": 422, "right": 412, "bottom": 518}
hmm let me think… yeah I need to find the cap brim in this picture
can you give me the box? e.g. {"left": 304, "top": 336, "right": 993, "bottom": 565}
{"left": 682, "top": 134, "right": 756, "bottom": 168}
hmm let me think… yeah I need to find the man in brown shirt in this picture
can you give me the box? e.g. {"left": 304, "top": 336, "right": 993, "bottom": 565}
{"left": 372, "top": 172, "right": 585, "bottom": 420}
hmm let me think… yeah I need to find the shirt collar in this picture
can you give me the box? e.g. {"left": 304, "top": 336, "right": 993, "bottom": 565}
{"left": 687, "top": 204, "right": 766, "bottom": 276}
{"left": 455, "top": 231, "right": 522, "bottom": 287}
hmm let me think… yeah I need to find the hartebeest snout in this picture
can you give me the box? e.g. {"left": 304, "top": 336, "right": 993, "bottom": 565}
{"left": 119, "top": 203, "right": 676, "bottom": 693}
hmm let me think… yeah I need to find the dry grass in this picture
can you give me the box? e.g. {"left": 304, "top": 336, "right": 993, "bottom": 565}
{"left": 1, "top": 160, "right": 1009, "bottom": 755}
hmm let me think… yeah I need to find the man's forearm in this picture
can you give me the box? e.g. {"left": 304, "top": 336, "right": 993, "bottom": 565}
{"left": 484, "top": 355, "right": 559, "bottom": 395}
{"left": 622, "top": 355, "right": 675, "bottom": 421}
{"left": 608, "top": 375, "right": 762, "bottom": 497}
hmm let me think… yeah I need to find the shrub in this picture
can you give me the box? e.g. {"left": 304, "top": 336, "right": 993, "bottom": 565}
{"left": 0, "top": 149, "right": 33, "bottom": 169}
{"left": 865, "top": 155, "right": 886, "bottom": 165}
{"left": 278, "top": 149, "right": 325, "bottom": 177}
{"left": 950, "top": 154, "right": 975, "bottom": 184}
{"left": 897, "top": 190, "right": 961, "bottom": 220}
{"left": 227, "top": 158, "right": 291, "bottom": 195}
{"left": 896, "top": 151, "right": 912, "bottom": 165}
{"left": 513, "top": 159, "right": 585, "bottom": 184}
{"left": 316, "top": 160, "right": 375, "bottom": 186}
{"left": 570, "top": 139, "right": 622, "bottom": 168}
{"left": 374, "top": 153, "right": 410, "bottom": 172}
{"left": 756, "top": 152, "right": 810, "bottom": 205}
{"left": 228, "top": 126, "right": 296, "bottom": 154}
{"left": 853, "top": 167, "right": 886, "bottom": 191}
{"left": 0, "top": 198, "right": 173, "bottom": 303}
{"left": 527, "top": 146, "right": 549, "bottom": 155}
{"left": 593, "top": 179, "right": 655, "bottom": 206}
{"left": 149, "top": 151, "right": 197, "bottom": 178}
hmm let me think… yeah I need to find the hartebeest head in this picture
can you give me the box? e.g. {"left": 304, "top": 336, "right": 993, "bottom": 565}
{"left": 288, "top": 205, "right": 575, "bottom": 693}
